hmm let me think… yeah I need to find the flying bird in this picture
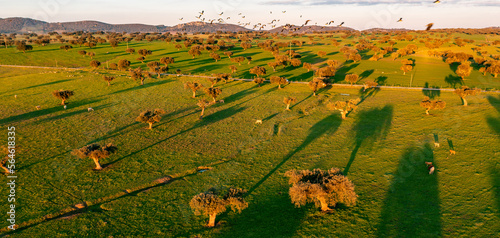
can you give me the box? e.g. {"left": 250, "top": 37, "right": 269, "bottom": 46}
{"left": 304, "top": 20, "right": 311, "bottom": 26}
{"left": 282, "top": 11, "right": 286, "bottom": 13}
{"left": 300, "top": 15, "right": 302, "bottom": 18}
{"left": 338, "top": 22, "right": 344, "bottom": 27}
{"left": 326, "top": 21, "right": 335, "bottom": 25}
{"left": 242, "top": 16, "right": 246, "bottom": 18}
{"left": 238, "top": 13, "right": 242, "bottom": 15}
{"left": 426, "top": 23, "right": 434, "bottom": 31}
{"left": 227, "top": 17, "right": 231, "bottom": 20}
{"left": 199, "top": 10, "right": 204, "bottom": 15}
{"left": 433, "top": 0, "right": 440, "bottom": 3}
{"left": 179, "top": 18, "right": 183, "bottom": 20}
{"left": 397, "top": 18, "right": 403, "bottom": 22}
{"left": 219, "top": 12, "right": 223, "bottom": 15}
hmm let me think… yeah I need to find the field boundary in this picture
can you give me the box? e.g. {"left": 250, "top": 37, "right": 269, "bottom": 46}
{"left": 0, "top": 159, "right": 228, "bottom": 236}
{"left": 1, "top": 64, "right": 499, "bottom": 93}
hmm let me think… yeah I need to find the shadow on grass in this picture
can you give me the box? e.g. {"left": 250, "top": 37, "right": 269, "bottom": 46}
{"left": 487, "top": 95, "right": 500, "bottom": 139}
{"left": 444, "top": 74, "right": 463, "bottom": 88}
{"left": 332, "top": 63, "right": 360, "bottom": 83}
{"left": 344, "top": 105, "right": 393, "bottom": 175}
{"left": 105, "top": 106, "right": 246, "bottom": 167}
{"left": 109, "top": 79, "right": 171, "bottom": 95}
{"left": 0, "top": 98, "right": 103, "bottom": 125}
{"left": 216, "top": 193, "right": 306, "bottom": 238}
{"left": 8, "top": 78, "right": 73, "bottom": 94}
{"left": 359, "top": 69, "right": 374, "bottom": 79}
{"left": 247, "top": 114, "right": 342, "bottom": 195}
{"left": 40, "top": 103, "right": 115, "bottom": 123}
{"left": 491, "top": 166, "right": 500, "bottom": 218}
{"left": 423, "top": 82, "right": 441, "bottom": 99}
{"left": 376, "top": 143, "right": 441, "bottom": 237}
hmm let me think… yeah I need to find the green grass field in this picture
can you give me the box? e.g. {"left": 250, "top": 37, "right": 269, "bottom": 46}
{"left": 0, "top": 31, "right": 499, "bottom": 237}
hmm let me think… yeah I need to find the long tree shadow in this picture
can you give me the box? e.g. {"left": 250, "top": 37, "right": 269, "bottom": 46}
{"left": 444, "top": 74, "right": 463, "bottom": 88}
{"left": 217, "top": 193, "right": 306, "bottom": 238}
{"left": 423, "top": 82, "right": 441, "bottom": 99}
{"left": 246, "top": 113, "right": 342, "bottom": 195}
{"left": 487, "top": 95, "right": 500, "bottom": 138}
{"left": 491, "top": 166, "right": 500, "bottom": 218}
{"left": 109, "top": 79, "right": 171, "bottom": 95}
{"left": 359, "top": 69, "right": 374, "bottom": 79}
{"left": 40, "top": 103, "right": 115, "bottom": 123}
{"left": 344, "top": 105, "right": 393, "bottom": 175}
{"left": 332, "top": 63, "right": 360, "bottom": 83}
{"left": 0, "top": 98, "right": 103, "bottom": 125}
{"left": 105, "top": 106, "right": 246, "bottom": 167}
{"left": 7, "top": 78, "right": 73, "bottom": 94}
{"left": 376, "top": 143, "right": 441, "bottom": 237}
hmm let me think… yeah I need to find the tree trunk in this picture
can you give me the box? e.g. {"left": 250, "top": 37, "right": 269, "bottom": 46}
{"left": 141, "top": 79, "right": 144, "bottom": 85}
{"left": 462, "top": 97, "right": 468, "bottom": 106}
{"left": 318, "top": 198, "right": 331, "bottom": 211}
{"left": 107, "top": 81, "right": 110, "bottom": 86}
{"left": 201, "top": 107, "right": 205, "bottom": 117}
{"left": 92, "top": 157, "right": 102, "bottom": 170}
{"left": 61, "top": 99, "right": 66, "bottom": 105}
{"left": 278, "top": 84, "right": 281, "bottom": 89}
{"left": 286, "top": 104, "right": 290, "bottom": 110}
{"left": 341, "top": 111, "right": 347, "bottom": 120}
{"left": 207, "top": 213, "right": 217, "bottom": 227}
{"left": 313, "top": 92, "right": 316, "bottom": 96}
{"left": 426, "top": 109, "right": 430, "bottom": 115}
{"left": 192, "top": 91, "right": 196, "bottom": 98}
{"left": 148, "top": 123, "right": 153, "bottom": 129}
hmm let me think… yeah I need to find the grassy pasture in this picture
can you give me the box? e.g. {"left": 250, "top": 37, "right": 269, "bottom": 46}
{"left": 0, "top": 64, "right": 498, "bottom": 237}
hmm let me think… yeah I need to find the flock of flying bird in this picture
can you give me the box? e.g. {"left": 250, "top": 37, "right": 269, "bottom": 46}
{"left": 177, "top": 0, "right": 441, "bottom": 32}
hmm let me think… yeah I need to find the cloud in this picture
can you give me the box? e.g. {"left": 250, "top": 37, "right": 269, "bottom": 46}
{"left": 261, "top": 0, "right": 500, "bottom": 7}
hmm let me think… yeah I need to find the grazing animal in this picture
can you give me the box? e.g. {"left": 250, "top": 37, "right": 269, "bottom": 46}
{"left": 449, "top": 150, "right": 456, "bottom": 155}
{"left": 434, "top": 142, "right": 440, "bottom": 148}
{"left": 425, "top": 162, "right": 435, "bottom": 174}
{"left": 35, "top": 105, "right": 41, "bottom": 110}
{"left": 255, "top": 120, "right": 263, "bottom": 125}
{"left": 218, "top": 100, "right": 225, "bottom": 103}
{"left": 14, "top": 95, "right": 17, "bottom": 98}
{"left": 64, "top": 105, "right": 67, "bottom": 109}
{"left": 88, "top": 107, "right": 94, "bottom": 112}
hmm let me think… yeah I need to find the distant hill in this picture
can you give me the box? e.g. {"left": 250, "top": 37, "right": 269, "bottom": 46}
{"left": 0, "top": 17, "right": 250, "bottom": 34}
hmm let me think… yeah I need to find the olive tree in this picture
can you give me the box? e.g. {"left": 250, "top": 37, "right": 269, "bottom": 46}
{"left": 308, "top": 77, "right": 327, "bottom": 96}
{"left": 270, "top": 76, "right": 288, "bottom": 89}
{"left": 345, "top": 74, "right": 359, "bottom": 85}
{"left": 283, "top": 97, "right": 297, "bottom": 110}
{"left": 184, "top": 82, "right": 203, "bottom": 98}
{"left": 136, "top": 109, "right": 166, "bottom": 129}
{"left": 190, "top": 187, "right": 248, "bottom": 227}
{"left": 327, "top": 98, "right": 361, "bottom": 119}
{"left": 253, "top": 77, "right": 265, "bottom": 87}
{"left": 90, "top": 60, "right": 101, "bottom": 69}
{"left": 285, "top": 168, "right": 357, "bottom": 211}
{"left": 103, "top": 76, "right": 115, "bottom": 86}
{"left": 52, "top": 90, "right": 74, "bottom": 105}
{"left": 197, "top": 99, "right": 211, "bottom": 118}
{"left": 204, "top": 87, "right": 222, "bottom": 103}
{"left": 420, "top": 97, "right": 446, "bottom": 115}
{"left": 250, "top": 66, "right": 266, "bottom": 78}
{"left": 72, "top": 143, "right": 118, "bottom": 170}
{"left": 454, "top": 86, "right": 481, "bottom": 106}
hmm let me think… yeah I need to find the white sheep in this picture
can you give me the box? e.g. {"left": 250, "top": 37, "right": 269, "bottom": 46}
{"left": 35, "top": 105, "right": 41, "bottom": 110}
{"left": 434, "top": 142, "right": 440, "bottom": 148}
{"left": 64, "top": 105, "right": 67, "bottom": 109}
{"left": 255, "top": 120, "right": 263, "bottom": 125}
{"left": 88, "top": 107, "right": 94, "bottom": 112}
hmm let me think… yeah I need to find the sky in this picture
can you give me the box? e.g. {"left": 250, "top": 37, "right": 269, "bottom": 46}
{"left": 0, "top": 0, "right": 499, "bottom": 30}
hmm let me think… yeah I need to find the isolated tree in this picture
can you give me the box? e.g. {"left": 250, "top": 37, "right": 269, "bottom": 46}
{"left": 326, "top": 60, "right": 339, "bottom": 68}
{"left": 229, "top": 65, "right": 237, "bottom": 74}
{"left": 118, "top": 59, "right": 131, "bottom": 71}
{"left": 400, "top": 59, "right": 414, "bottom": 75}
{"left": 72, "top": 143, "right": 118, "bottom": 170}
{"left": 246, "top": 56, "right": 252, "bottom": 64}
{"left": 253, "top": 77, "right": 265, "bottom": 87}
{"left": 188, "top": 48, "right": 201, "bottom": 59}
{"left": 52, "top": 90, "right": 74, "bottom": 105}
{"left": 90, "top": 60, "right": 101, "bottom": 69}
{"left": 270, "top": 76, "right": 288, "bottom": 89}
{"left": 130, "top": 67, "right": 146, "bottom": 85}
{"left": 109, "top": 63, "right": 118, "bottom": 70}
{"left": 308, "top": 78, "right": 327, "bottom": 96}
{"left": 60, "top": 45, "right": 72, "bottom": 51}
{"left": 16, "top": 41, "right": 33, "bottom": 53}
{"left": 138, "top": 49, "right": 152, "bottom": 58}
{"left": 290, "top": 58, "right": 302, "bottom": 67}
{"left": 204, "top": 87, "right": 222, "bottom": 103}
{"left": 190, "top": 187, "right": 248, "bottom": 227}
{"left": 316, "top": 66, "right": 336, "bottom": 78}
{"left": 147, "top": 61, "right": 161, "bottom": 73}
{"left": 136, "top": 109, "right": 166, "bottom": 129}
{"left": 303, "top": 62, "right": 313, "bottom": 72}
{"left": 175, "top": 44, "right": 182, "bottom": 51}
{"left": 283, "top": 97, "right": 297, "bottom": 110}
{"left": 197, "top": 99, "right": 211, "bottom": 118}
{"left": 86, "top": 52, "right": 95, "bottom": 59}
{"left": 160, "top": 57, "right": 175, "bottom": 67}
{"left": 285, "top": 168, "right": 357, "bottom": 211}
{"left": 78, "top": 50, "right": 87, "bottom": 57}
{"left": 327, "top": 98, "right": 361, "bottom": 119}
{"left": 268, "top": 61, "right": 280, "bottom": 72}
{"left": 184, "top": 82, "right": 203, "bottom": 98}
{"left": 363, "top": 80, "right": 378, "bottom": 92}
{"left": 210, "top": 52, "right": 221, "bottom": 62}
{"left": 231, "top": 56, "right": 245, "bottom": 66}
{"left": 103, "top": 76, "right": 115, "bottom": 86}
{"left": 317, "top": 51, "right": 327, "bottom": 58}
{"left": 420, "top": 97, "right": 446, "bottom": 115}
{"left": 241, "top": 42, "right": 252, "bottom": 50}
{"left": 250, "top": 66, "right": 266, "bottom": 77}
{"left": 456, "top": 62, "right": 472, "bottom": 80}
{"left": 125, "top": 48, "right": 135, "bottom": 54}
{"left": 345, "top": 74, "right": 359, "bottom": 85}
{"left": 224, "top": 51, "right": 233, "bottom": 58}
{"left": 109, "top": 39, "right": 119, "bottom": 48}
{"left": 454, "top": 86, "right": 481, "bottom": 106}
